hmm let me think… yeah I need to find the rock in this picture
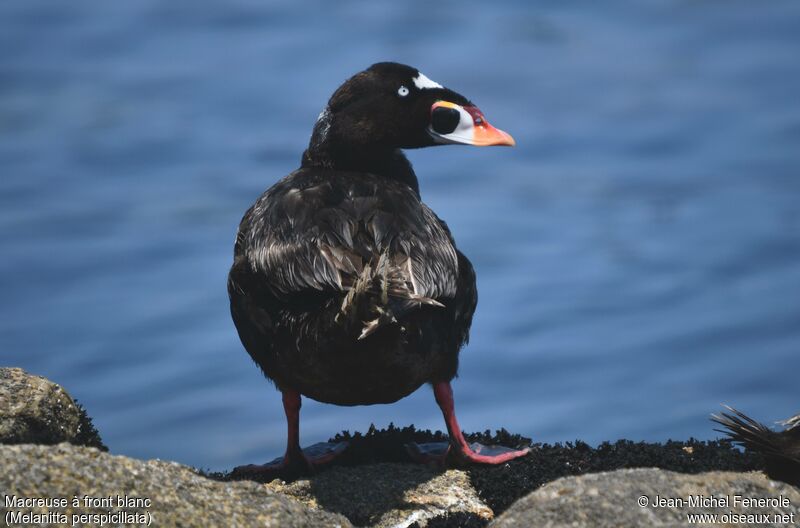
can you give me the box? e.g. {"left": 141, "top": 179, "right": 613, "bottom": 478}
{"left": 0, "top": 443, "right": 351, "bottom": 528}
{"left": 490, "top": 468, "right": 800, "bottom": 528}
{"left": 1, "top": 368, "right": 785, "bottom": 527}
{"left": 266, "top": 463, "right": 493, "bottom": 527}
{"left": 466, "top": 438, "right": 763, "bottom": 514}
{"left": 0, "top": 367, "right": 105, "bottom": 449}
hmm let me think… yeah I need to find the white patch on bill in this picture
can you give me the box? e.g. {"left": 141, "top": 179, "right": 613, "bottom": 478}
{"left": 427, "top": 103, "right": 474, "bottom": 145}
{"left": 413, "top": 72, "right": 443, "bottom": 90}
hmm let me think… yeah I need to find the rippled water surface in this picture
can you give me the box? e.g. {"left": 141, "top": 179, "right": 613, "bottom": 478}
{"left": 2, "top": 1, "right": 799, "bottom": 470}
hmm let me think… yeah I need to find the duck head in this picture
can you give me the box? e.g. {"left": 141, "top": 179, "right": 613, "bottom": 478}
{"left": 306, "top": 62, "right": 514, "bottom": 165}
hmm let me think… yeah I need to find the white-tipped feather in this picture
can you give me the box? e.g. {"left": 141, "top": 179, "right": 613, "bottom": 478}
{"left": 779, "top": 413, "right": 800, "bottom": 430}
{"left": 337, "top": 251, "right": 446, "bottom": 339}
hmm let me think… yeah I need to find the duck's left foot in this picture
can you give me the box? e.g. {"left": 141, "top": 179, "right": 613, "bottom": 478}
{"left": 231, "top": 441, "right": 349, "bottom": 480}
{"left": 231, "top": 388, "right": 349, "bottom": 480}
{"left": 407, "top": 441, "right": 529, "bottom": 466}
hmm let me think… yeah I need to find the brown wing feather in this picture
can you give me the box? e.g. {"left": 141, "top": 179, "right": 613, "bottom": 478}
{"left": 230, "top": 168, "right": 459, "bottom": 339}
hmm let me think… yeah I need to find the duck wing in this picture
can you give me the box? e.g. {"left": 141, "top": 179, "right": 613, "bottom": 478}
{"left": 228, "top": 170, "right": 461, "bottom": 342}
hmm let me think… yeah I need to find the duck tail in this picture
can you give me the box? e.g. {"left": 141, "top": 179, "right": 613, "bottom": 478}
{"left": 711, "top": 405, "right": 780, "bottom": 456}
{"left": 779, "top": 413, "right": 800, "bottom": 431}
{"left": 336, "top": 252, "right": 443, "bottom": 340}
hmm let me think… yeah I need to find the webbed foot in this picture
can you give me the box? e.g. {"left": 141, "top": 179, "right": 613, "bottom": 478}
{"left": 232, "top": 441, "right": 348, "bottom": 479}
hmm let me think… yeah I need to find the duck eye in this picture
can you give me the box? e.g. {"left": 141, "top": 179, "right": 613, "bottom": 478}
{"left": 397, "top": 86, "right": 409, "bottom": 97}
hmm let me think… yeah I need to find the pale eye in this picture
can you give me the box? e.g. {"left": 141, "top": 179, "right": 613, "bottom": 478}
{"left": 397, "top": 85, "right": 409, "bottom": 97}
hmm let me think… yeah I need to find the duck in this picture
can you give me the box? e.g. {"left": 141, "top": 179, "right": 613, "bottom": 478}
{"left": 228, "top": 62, "right": 528, "bottom": 476}
{"left": 712, "top": 406, "right": 800, "bottom": 486}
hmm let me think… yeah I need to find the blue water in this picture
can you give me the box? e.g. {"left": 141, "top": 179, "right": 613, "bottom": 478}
{"left": 2, "top": 1, "right": 799, "bottom": 471}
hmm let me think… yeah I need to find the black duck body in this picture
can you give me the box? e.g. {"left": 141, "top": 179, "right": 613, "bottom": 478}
{"left": 228, "top": 63, "right": 528, "bottom": 475}
{"left": 228, "top": 166, "right": 477, "bottom": 405}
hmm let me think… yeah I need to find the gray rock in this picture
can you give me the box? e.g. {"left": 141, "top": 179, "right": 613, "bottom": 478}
{"left": 266, "top": 463, "right": 493, "bottom": 527}
{"left": 5, "top": 368, "right": 793, "bottom": 528}
{"left": 0, "top": 443, "right": 351, "bottom": 528}
{"left": 490, "top": 468, "right": 800, "bottom": 528}
{"left": 0, "top": 367, "right": 105, "bottom": 449}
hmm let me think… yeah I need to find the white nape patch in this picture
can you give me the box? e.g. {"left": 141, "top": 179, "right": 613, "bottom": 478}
{"left": 312, "top": 106, "right": 332, "bottom": 143}
{"left": 413, "top": 72, "right": 443, "bottom": 90}
{"left": 316, "top": 106, "right": 330, "bottom": 123}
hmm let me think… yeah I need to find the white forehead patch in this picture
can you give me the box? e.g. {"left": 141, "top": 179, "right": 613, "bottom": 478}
{"left": 413, "top": 72, "right": 443, "bottom": 90}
